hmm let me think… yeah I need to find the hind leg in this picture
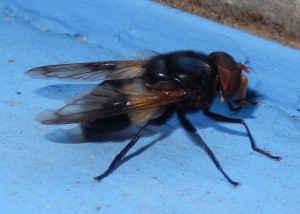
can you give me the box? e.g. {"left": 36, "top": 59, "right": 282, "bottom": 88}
{"left": 94, "top": 107, "right": 175, "bottom": 181}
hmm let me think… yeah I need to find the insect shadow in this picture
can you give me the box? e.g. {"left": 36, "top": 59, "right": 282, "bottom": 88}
{"left": 34, "top": 84, "right": 95, "bottom": 101}
{"left": 197, "top": 88, "right": 263, "bottom": 137}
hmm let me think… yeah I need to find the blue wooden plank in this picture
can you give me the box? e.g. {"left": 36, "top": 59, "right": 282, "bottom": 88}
{"left": 0, "top": 0, "right": 299, "bottom": 213}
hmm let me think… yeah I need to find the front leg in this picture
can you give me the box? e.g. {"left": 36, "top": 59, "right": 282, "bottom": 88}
{"left": 203, "top": 109, "right": 281, "bottom": 160}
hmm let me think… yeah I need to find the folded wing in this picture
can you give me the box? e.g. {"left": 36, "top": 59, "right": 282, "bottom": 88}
{"left": 37, "top": 79, "right": 187, "bottom": 124}
{"left": 25, "top": 60, "right": 146, "bottom": 82}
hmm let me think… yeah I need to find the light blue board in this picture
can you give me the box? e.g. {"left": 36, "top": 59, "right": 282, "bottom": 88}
{"left": 0, "top": 0, "right": 300, "bottom": 213}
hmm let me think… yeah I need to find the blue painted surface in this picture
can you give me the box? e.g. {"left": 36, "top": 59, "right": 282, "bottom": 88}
{"left": 1, "top": 0, "right": 300, "bottom": 213}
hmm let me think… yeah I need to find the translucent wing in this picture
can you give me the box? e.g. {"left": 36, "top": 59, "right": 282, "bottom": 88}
{"left": 25, "top": 60, "right": 146, "bottom": 82}
{"left": 136, "top": 49, "right": 160, "bottom": 59}
{"left": 37, "top": 79, "right": 186, "bottom": 124}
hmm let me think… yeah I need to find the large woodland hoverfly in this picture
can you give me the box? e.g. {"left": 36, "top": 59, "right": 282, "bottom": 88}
{"left": 26, "top": 50, "right": 281, "bottom": 186}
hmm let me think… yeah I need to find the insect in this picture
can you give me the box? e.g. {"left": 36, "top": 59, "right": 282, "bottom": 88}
{"left": 26, "top": 50, "right": 281, "bottom": 186}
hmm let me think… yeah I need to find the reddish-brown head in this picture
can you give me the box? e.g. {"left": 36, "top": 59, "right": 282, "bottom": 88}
{"left": 209, "top": 52, "right": 250, "bottom": 103}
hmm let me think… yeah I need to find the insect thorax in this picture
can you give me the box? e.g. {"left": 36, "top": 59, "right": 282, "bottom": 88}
{"left": 177, "top": 82, "right": 217, "bottom": 111}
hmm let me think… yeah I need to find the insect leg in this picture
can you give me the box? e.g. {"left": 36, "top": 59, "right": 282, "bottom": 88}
{"left": 203, "top": 110, "right": 281, "bottom": 160}
{"left": 227, "top": 102, "right": 242, "bottom": 112}
{"left": 177, "top": 112, "right": 240, "bottom": 187}
{"left": 94, "top": 107, "right": 175, "bottom": 182}
{"left": 94, "top": 120, "right": 152, "bottom": 181}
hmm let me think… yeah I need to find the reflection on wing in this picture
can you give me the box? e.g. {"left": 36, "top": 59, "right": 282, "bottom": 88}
{"left": 25, "top": 60, "right": 146, "bottom": 82}
{"left": 36, "top": 80, "right": 186, "bottom": 124}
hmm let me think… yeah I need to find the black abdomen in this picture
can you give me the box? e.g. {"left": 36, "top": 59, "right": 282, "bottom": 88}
{"left": 81, "top": 114, "right": 131, "bottom": 140}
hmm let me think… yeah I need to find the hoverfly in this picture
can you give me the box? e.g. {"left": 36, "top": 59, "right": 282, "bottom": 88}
{"left": 26, "top": 50, "right": 281, "bottom": 186}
